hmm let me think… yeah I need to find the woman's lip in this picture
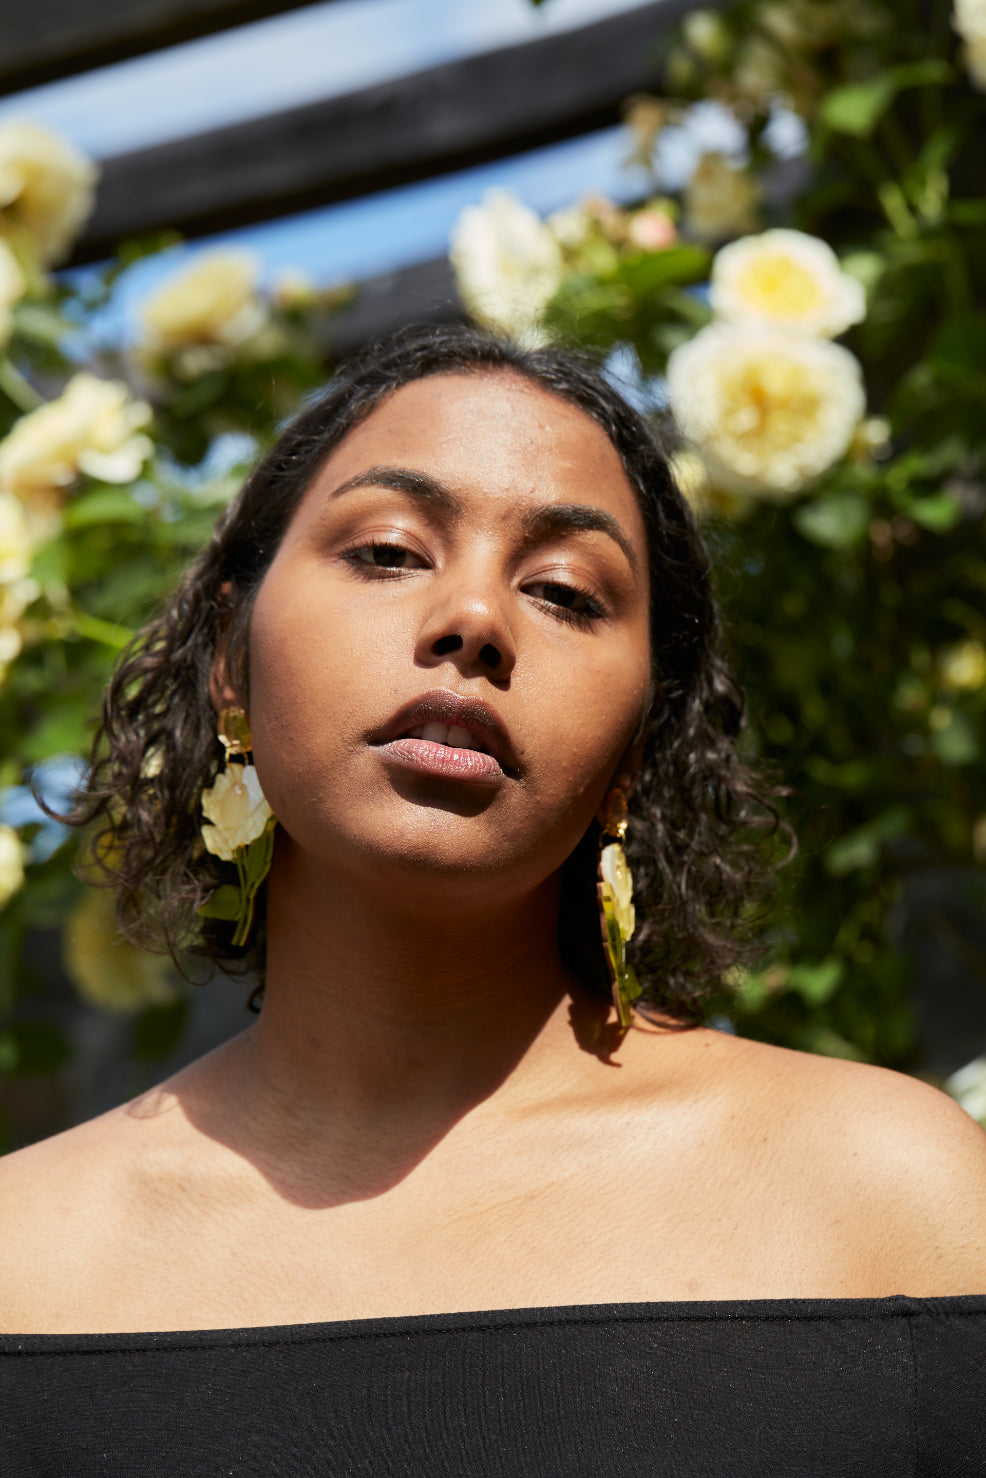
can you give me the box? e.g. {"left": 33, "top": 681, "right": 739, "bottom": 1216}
{"left": 378, "top": 737, "right": 504, "bottom": 786}
{"left": 368, "top": 688, "right": 520, "bottom": 777}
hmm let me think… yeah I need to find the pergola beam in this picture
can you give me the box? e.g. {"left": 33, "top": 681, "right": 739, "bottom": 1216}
{"left": 72, "top": 1, "right": 688, "bottom": 261}
{"left": 0, "top": 0, "right": 337, "bottom": 97}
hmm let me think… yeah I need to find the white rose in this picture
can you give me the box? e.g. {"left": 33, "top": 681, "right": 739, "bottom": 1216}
{"left": 710, "top": 229, "right": 866, "bottom": 339}
{"left": 667, "top": 322, "right": 866, "bottom": 499}
{"left": 200, "top": 764, "right": 273, "bottom": 861}
{"left": 450, "top": 190, "right": 562, "bottom": 340}
{"left": 599, "top": 843, "right": 635, "bottom": 940}
{"left": 139, "top": 250, "right": 266, "bottom": 351}
{"left": 954, "top": 0, "right": 986, "bottom": 82}
{"left": 954, "top": 0, "right": 986, "bottom": 40}
{"left": 683, "top": 153, "right": 761, "bottom": 243}
{"left": 0, "top": 491, "right": 32, "bottom": 580}
{"left": 962, "top": 34, "right": 986, "bottom": 85}
{"left": 0, "top": 574, "right": 39, "bottom": 683}
{"left": 0, "top": 373, "right": 153, "bottom": 510}
{"left": 946, "top": 1054, "right": 986, "bottom": 1126}
{"left": 0, "top": 823, "right": 25, "bottom": 909}
{"left": 0, "top": 121, "right": 98, "bottom": 267}
{"left": 0, "top": 238, "right": 25, "bottom": 346}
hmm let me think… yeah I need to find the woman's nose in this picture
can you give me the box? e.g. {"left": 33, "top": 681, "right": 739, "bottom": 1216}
{"left": 414, "top": 575, "right": 516, "bottom": 681}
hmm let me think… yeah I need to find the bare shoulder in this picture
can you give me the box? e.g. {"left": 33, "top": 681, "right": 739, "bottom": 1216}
{"left": 0, "top": 1086, "right": 192, "bottom": 1331}
{"left": 0, "top": 1100, "right": 149, "bottom": 1241}
{"left": 667, "top": 1028, "right": 986, "bottom": 1292}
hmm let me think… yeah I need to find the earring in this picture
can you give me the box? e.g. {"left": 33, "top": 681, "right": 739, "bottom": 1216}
{"left": 597, "top": 788, "right": 641, "bottom": 1029}
{"left": 197, "top": 705, "right": 275, "bottom": 947}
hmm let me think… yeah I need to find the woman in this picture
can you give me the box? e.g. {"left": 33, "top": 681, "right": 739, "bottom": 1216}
{"left": 1, "top": 323, "right": 983, "bottom": 1474}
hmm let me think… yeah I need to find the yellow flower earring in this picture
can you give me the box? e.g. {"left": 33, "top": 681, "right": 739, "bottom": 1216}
{"left": 197, "top": 706, "right": 275, "bottom": 947}
{"left": 597, "top": 788, "right": 642, "bottom": 1029}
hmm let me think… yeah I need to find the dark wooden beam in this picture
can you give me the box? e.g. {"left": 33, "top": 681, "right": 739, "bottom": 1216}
{"left": 0, "top": 0, "right": 336, "bottom": 97}
{"left": 327, "top": 257, "right": 462, "bottom": 356}
{"left": 72, "top": 1, "right": 690, "bottom": 262}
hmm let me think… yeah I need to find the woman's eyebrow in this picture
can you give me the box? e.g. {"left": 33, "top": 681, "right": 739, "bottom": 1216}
{"left": 328, "top": 465, "right": 463, "bottom": 514}
{"left": 521, "top": 503, "right": 638, "bottom": 572}
{"left": 327, "top": 467, "right": 637, "bottom": 571}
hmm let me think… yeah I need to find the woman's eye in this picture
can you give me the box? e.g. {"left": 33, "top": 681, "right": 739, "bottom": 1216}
{"left": 527, "top": 580, "right": 605, "bottom": 625}
{"left": 343, "top": 541, "right": 425, "bottom": 572}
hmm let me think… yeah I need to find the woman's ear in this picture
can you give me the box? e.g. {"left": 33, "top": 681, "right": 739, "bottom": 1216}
{"left": 595, "top": 734, "right": 646, "bottom": 826}
{"left": 209, "top": 582, "right": 244, "bottom": 714}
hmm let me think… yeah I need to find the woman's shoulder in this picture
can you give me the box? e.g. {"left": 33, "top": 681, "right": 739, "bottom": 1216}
{"left": 649, "top": 1027, "right": 986, "bottom": 1291}
{"left": 0, "top": 1080, "right": 213, "bottom": 1326}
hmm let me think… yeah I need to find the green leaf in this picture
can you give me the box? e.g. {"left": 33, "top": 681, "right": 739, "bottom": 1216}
{"left": 787, "top": 958, "right": 844, "bottom": 1005}
{"left": 904, "top": 495, "right": 962, "bottom": 533}
{"left": 64, "top": 488, "right": 149, "bottom": 529}
{"left": 197, "top": 885, "right": 241, "bottom": 921}
{"left": 820, "top": 61, "right": 953, "bottom": 138}
{"left": 930, "top": 711, "right": 978, "bottom": 766}
{"left": 10, "top": 302, "right": 72, "bottom": 347}
{"left": 618, "top": 244, "right": 711, "bottom": 296}
{"left": 825, "top": 807, "right": 911, "bottom": 876}
{"left": 793, "top": 494, "right": 870, "bottom": 549}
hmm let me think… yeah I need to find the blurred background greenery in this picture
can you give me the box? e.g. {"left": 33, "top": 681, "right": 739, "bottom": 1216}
{"left": 1, "top": 0, "right": 985, "bottom": 1149}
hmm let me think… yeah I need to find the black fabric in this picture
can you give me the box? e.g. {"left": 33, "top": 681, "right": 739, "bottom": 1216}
{"left": 2, "top": 1297, "right": 985, "bottom": 1476}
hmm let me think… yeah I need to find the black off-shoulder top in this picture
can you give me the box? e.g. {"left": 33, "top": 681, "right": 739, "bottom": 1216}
{"left": 2, "top": 1296, "right": 984, "bottom": 1475}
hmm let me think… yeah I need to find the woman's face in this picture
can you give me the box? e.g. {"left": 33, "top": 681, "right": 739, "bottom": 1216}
{"left": 240, "top": 369, "right": 652, "bottom": 904}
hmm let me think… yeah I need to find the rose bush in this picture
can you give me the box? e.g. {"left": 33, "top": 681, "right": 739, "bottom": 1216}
{"left": 0, "top": 121, "right": 343, "bottom": 1137}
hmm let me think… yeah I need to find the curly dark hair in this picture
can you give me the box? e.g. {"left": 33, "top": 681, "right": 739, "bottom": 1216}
{"left": 71, "top": 321, "right": 784, "bottom": 1024}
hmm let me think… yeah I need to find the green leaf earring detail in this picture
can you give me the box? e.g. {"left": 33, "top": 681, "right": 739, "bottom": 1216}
{"left": 597, "top": 788, "right": 642, "bottom": 1030}
{"left": 197, "top": 706, "right": 275, "bottom": 947}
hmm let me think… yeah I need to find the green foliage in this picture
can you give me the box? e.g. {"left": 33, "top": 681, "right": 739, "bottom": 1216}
{"left": 534, "top": 0, "right": 986, "bottom": 1068}
{"left": 0, "top": 238, "right": 345, "bottom": 1128}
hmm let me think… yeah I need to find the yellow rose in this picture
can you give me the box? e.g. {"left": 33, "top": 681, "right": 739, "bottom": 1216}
{"left": 954, "top": 0, "right": 986, "bottom": 82}
{"left": 599, "top": 842, "right": 635, "bottom": 940}
{"left": 64, "top": 887, "right": 177, "bottom": 1013}
{"left": 0, "top": 238, "right": 25, "bottom": 346}
{"left": 0, "top": 121, "right": 98, "bottom": 267}
{"left": 667, "top": 322, "right": 865, "bottom": 499}
{"left": 450, "top": 190, "right": 562, "bottom": 341}
{"left": 0, "top": 374, "right": 153, "bottom": 516}
{"left": 710, "top": 229, "right": 866, "bottom": 339}
{"left": 683, "top": 153, "right": 761, "bottom": 243}
{"left": 139, "top": 249, "right": 266, "bottom": 352}
{"left": 200, "top": 764, "right": 273, "bottom": 862}
{"left": 0, "top": 823, "right": 25, "bottom": 909}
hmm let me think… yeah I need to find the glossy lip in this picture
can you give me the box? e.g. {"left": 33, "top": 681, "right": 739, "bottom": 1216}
{"left": 367, "top": 688, "right": 521, "bottom": 782}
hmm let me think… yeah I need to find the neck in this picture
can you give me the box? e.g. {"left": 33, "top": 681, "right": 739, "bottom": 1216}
{"left": 194, "top": 845, "right": 614, "bottom": 1202}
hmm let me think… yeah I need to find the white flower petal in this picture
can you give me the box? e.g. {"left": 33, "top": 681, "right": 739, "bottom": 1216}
{"left": 667, "top": 322, "right": 866, "bottom": 500}
{"left": 710, "top": 229, "right": 866, "bottom": 339}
